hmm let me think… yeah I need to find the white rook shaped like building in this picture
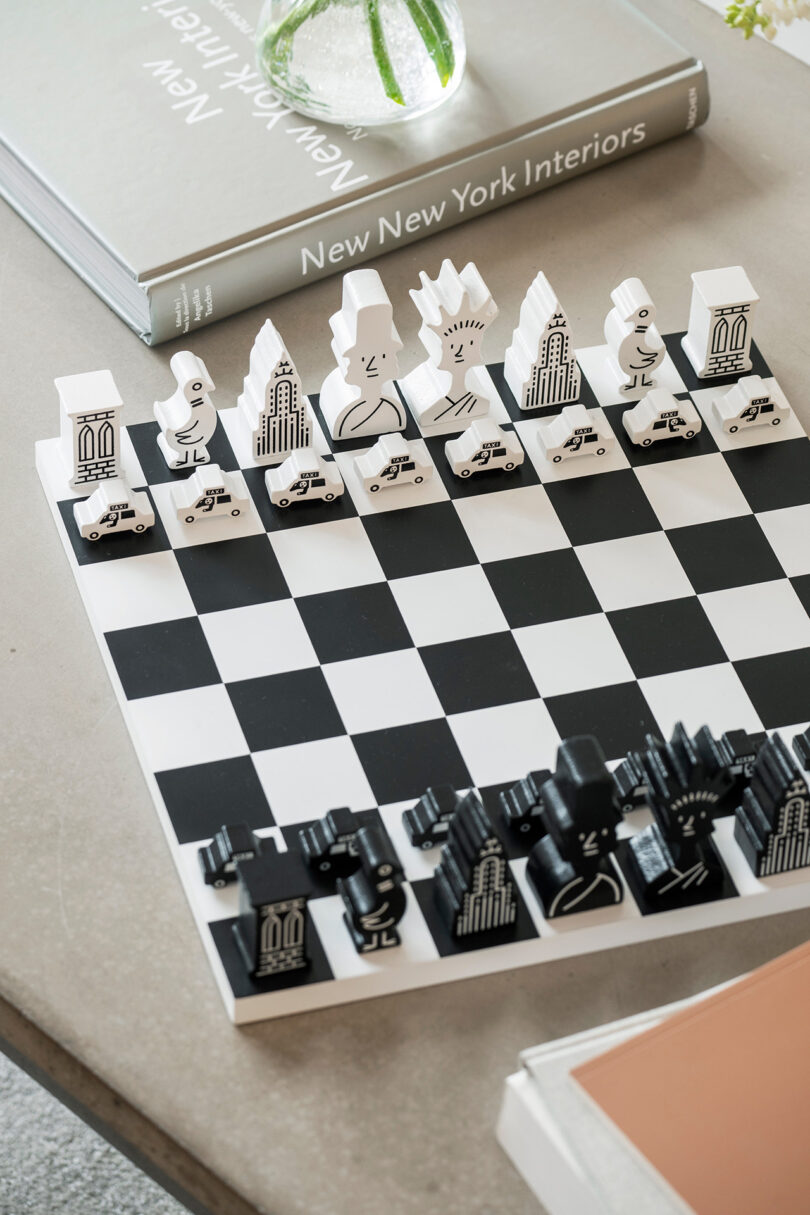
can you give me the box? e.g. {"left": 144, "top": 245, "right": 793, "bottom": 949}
{"left": 57, "top": 370, "right": 123, "bottom": 490}
{"left": 681, "top": 266, "right": 759, "bottom": 379}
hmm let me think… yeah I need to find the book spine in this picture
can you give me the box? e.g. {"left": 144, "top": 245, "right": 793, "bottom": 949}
{"left": 144, "top": 63, "right": 709, "bottom": 345}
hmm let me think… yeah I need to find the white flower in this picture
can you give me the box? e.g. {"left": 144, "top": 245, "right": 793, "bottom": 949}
{"left": 761, "top": 0, "right": 810, "bottom": 25}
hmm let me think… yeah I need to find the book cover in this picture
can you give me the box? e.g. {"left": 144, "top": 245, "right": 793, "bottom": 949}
{"left": 573, "top": 941, "right": 810, "bottom": 1215}
{"left": 0, "top": 0, "right": 708, "bottom": 343}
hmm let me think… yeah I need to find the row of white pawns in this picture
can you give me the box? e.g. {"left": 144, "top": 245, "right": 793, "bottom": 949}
{"left": 59, "top": 262, "right": 786, "bottom": 538}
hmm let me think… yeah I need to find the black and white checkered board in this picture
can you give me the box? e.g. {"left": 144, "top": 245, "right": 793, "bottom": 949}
{"left": 37, "top": 333, "right": 810, "bottom": 1023}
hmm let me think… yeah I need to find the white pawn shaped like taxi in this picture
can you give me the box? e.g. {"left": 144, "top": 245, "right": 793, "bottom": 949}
{"left": 354, "top": 432, "right": 433, "bottom": 493}
{"left": 623, "top": 388, "right": 702, "bottom": 446}
{"left": 266, "top": 447, "right": 345, "bottom": 508}
{"left": 713, "top": 375, "right": 791, "bottom": 435}
{"left": 445, "top": 418, "right": 524, "bottom": 478}
{"left": 539, "top": 403, "right": 614, "bottom": 463}
{"left": 604, "top": 277, "right": 665, "bottom": 395}
{"left": 74, "top": 478, "right": 154, "bottom": 541}
{"left": 172, "top": 464, "right": 250, "bottom": 524}
{"left": 155, "top": 351, "right": 218, "bottom": 469}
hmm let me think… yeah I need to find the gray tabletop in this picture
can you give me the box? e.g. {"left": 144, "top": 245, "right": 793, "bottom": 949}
{"left": 3, "top": 2, "right": 810, "bottom": 1213}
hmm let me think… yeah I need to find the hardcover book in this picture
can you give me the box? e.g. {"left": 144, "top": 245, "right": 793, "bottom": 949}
{"left": 0, "top": 0, "right": 709, "bottom": 344}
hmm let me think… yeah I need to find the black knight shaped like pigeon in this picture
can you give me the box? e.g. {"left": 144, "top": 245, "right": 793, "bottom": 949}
{"left": 525, "top": 737, "right": 623, "bottom": 918}
{"left": 337, "top": 825, "right": 407, "bottom": 954}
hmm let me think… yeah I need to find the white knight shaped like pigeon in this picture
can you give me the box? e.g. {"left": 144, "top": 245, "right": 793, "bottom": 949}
{"left": 155, "top": 351, "right": 218, "bottom": 469}
{"left": 399, "top": 259, "right": 499, "bottom": 427}
{"left": 604, "top": 277, "right": 665, "bottom": 395}
{"left": 319, "top": 269, "right": 406, "bottom": 441}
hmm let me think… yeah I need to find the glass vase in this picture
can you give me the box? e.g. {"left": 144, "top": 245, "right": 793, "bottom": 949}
{"left": 256, "top": 0, "right": 466, "bottom": 127}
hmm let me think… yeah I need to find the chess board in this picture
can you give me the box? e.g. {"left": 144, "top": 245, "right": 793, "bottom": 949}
{"left": 36, "top": 333, "right": 810, "bottom": 1023}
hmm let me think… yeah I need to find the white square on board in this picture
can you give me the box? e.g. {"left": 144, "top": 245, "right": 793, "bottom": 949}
{"left": 322, "top": 650, "right": 443, "bottom": 734}
{"left": 757, "top": 505, "right": 810, "bottom": 578}
{"left": 252, "top": 735, "right": 375, "bottom": 826}
{"left": 575, "top": 532, "right": 695, "bottom": 611}
{"left": 699, "top": 580, "right": 810, "bottom": 661}
{"left": 389, "top": 565, "right": 509, "bottom": 647}
{"left": 200, "top": 600, "right": 318, "bottom": 684}
{"left": 269, "top": 517, "right": 385, "bottom": 596}
{"left": 452, "top": 484, "right": 570, "bottom": 563}
{"left": 77, "top": 550, "right": 196, "bottom": 632}
{"left": 310, "top": 892, "right": 440, "bottom": 981}
{"left": 635, "top": 453, "right": 750, "bottom": 529}
{"left": 448, "top": 699, "right": 560, "bottom": 787}
{"left": 151, "top": 473, "right": 265, "bottom": 549}
{"left": 640, "top": 663, "right": 763, "bottom": 738}
{"left": 514, "top": 615, "right": 635, "bottom": 698}
{"left": 128, "top": 684, "right": 248, "bottom": 772}
{"left": 575, "top": 344, "right": 687, "bottom": 408}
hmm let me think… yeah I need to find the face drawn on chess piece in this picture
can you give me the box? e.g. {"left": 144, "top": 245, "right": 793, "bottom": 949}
{"left": 319, "top": 269, "right": 405, "bottom": 441}
{"left": 399, "top": 259, "right": 499, "bottom": 428}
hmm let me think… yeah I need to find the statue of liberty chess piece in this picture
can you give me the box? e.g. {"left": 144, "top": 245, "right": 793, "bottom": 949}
{"left": 604, "top": 277, "right": 665, "bottom": 396}
{"left": 399, "top": 259, "right": 499, "bottom": 428}
{"left": 620, "top": 723, "right": 732, "bottom": 912}
{"left": 525, "top": 737, "right": 623, "bottom": 918}
{"left": 154, "top": 350, "right": 218, "bottom": 469}
{"left": 319, "top": 269, "right": 406, "bottom": 441}
{"left": 337, "top": 826, "right": 407, "bottom": 954}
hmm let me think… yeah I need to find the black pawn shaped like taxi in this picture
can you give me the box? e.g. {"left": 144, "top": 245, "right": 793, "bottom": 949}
{"left": 735, "top": 733, "right": 810, "bottom": 877}
{"left": 526, "top": 737, "right": 623, "bottom": 918}
{"left": 402, "top": 784, "right": 462, "bottom": 850}
{"left": 337, "top": 826, "right": 407, "bottom": 954}
{"left": 433, "top": 792, "right": 518, "bottom": 939}
{"left": 693, "top": 726, "right": 767, "bottom": 818}
{"left": 499, "top": 768, "right": 552, "bottom": 845}
{"left": 299, "top": 806, "right": 363, "bottom": 878}
{"left": 622, "top": 722, "right": 731, "bottom": 912}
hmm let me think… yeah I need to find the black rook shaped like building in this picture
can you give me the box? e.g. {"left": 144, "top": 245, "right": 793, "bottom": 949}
{"left": 233, "top": 840, "right": 312, "bottom": 979}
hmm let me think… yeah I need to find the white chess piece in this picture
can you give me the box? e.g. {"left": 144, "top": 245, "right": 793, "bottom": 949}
{"left": 57, "top": 369, "right": 123, "bottom": 491}
{"left": 155, "top": 351, "right": 217, "bottom": 469}
{"left": 713, "top": 375, "right": 791, "bottom": 435}
{"left": 623, "top": 388, "right": 702, "bottom": 445}
{"left": 539, "top": 403, "right": 614, "bottom": 463}
{"left": 399, "top": 259, "right": 499, "bottom": 428}
{"left": 504, "top": 271, "right": 581, "bottom": 410}
{"left": 319, "top": 270, "right": 405, "bottom": 442}
{"left": 237, "top": 320, "right": 311, "bottom": 464}
{"left": 604, "top": 277, "right": 665, "bottom": 395}
{"left": 681, "top": 266, "right": 759, "bottom": 379}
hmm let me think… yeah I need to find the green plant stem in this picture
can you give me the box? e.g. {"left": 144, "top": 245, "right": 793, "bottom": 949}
{"left": 402, "top": 0, "right": 452, "bottom": 85}
{"left": 261, "top": 0, "right": 333, "bottom": 77}
{"left": 419, "top": 0, "right": 456, "bottom": 81}
{"left": 366, "top": 0, "right": 405, "bottom": 105}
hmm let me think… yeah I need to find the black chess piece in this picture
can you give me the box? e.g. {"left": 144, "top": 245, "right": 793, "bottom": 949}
{"left": 198, "top": 822, "right": 261, "bottom": 887}
{"left": 337, "top": 826, "right": 406, "bottom": 954}
{"left": 499, "top": 768, "right": 552, "bottom": 845}
{"left": 735, "top": 733, "right": 810, "bottom": 877}
{"left": 620, "top": 723, "right": 732, "bottom": 912}
{"left": 402, "top": 784, "right": 461, "bottom": 850}
{"left": 792, "top": 726, "right": 810, "bottom": 772}
{"left": 611, "top": 749, "right": 647, "bottom": 815}
{"left": 232, "top": 838, "right": 312, "bottom": 979}
{"left": 525, "top": 737, "right": 623, "bottom": 918}
{"left": 693, "top": 726, "right": 767, "bottom": 817}
{"left": 433, "top": 791, "right": 518, "bottom": 939}
{"left": 299, "top": 806, "right": 363, "bottom": 877}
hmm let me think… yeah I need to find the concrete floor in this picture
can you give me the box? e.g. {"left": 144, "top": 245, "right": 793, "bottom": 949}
{"left": 0, "top": 1053, "right": 186, "bottom": 1215}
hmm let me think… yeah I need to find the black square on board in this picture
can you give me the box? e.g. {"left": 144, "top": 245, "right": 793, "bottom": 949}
{"left": 734, "top": 648, "right": 810, "bottom": 729}
{"left": 723, "top": 440, "right": 810, "bottom": 514}
{"left": 409, "top": 874, "right": 538, "bottom": 957}
{"left": 667, "top": 516, "right": 785, "bottom": 594}
{"left": 608, "top": 597, "right": 727, "bottom": 678}
{"left": 175, "top": 534, "right": 289, "bottom": 614}
{"left": 57, "top": 490, "right": 170, "bottom": 566}
{"left": 127, "top": 421, "right": 239, "bottom": 486}
{"left": 419, "top": 632, "right": 538, "bottom": 715}
{"left": 105, "top": 617, "right": 220, "bottom": 700}
{"left": 353, "top": 719, "right": 472, "bottom": 806}
{"left": 362, "top": 502, "right": 477, "bottom": 580}
{"left": 483, "top": 550, "right": 600, "bottom": 629}
{"left": 228, "top": 668, "right": 345, "bottom": 751}
{"left": 240, "top": 463, "right": 358, "bottom": 532}
{"left": 790, "top": 575, "right": 810, "bottom": 619}
{"left": 663, "top": 332, "right": 771, "bottom": 393}
{"left": 545, "top": 682, "right": 658, "bottom": 762}
{"left": 210, "top": 915, "right": 334, "bottom": 1000}
{"left": 155, "top": 755, "right": 275, "bottom": 845}
{"left": 423, "top": 429, "right": 539, "bottom": 499}
{"left": 545, "top": 470, "right": 660, "bottom": 546}
{"left": 606, "top": 394, "right": 719, "bottom": 468}
{"left": 296, "top": 583, "right": 413, "bottom": 664}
